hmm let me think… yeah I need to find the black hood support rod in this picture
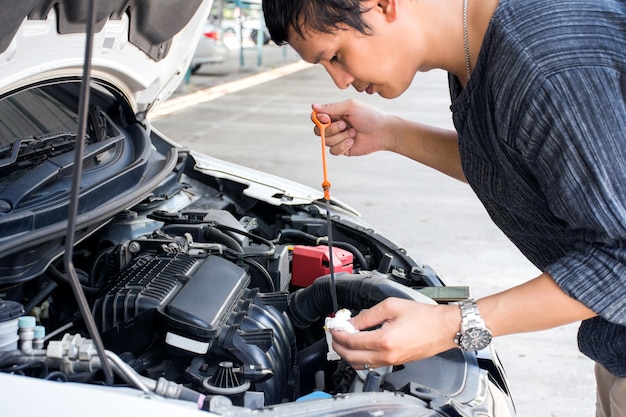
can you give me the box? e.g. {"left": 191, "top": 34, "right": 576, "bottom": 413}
{"left": 62, "top": 0, "right": 115, "bottom": 384}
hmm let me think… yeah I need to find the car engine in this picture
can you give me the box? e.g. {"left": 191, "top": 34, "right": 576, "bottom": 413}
{"left": 0, "top": 183, "right": 514, "bottom": 415}
{"left": 0, "top": 81, "right": 515, "bottom": 416}
{"left": 0, "top": 85, "right": 516, "bottom": 415}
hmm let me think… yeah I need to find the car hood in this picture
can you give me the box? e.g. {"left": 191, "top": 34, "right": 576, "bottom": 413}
{"left": 0, "top": 0, "right": 212, "bottom": 115}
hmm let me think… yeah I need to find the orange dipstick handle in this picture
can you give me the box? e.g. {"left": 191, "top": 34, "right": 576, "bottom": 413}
{"left": 311, "top": 111, "right": 332, "bottom": 200}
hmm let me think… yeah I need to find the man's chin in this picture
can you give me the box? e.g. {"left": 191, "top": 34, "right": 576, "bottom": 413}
{"left": 378, "top": 89, "right": 403, "bottom": 99}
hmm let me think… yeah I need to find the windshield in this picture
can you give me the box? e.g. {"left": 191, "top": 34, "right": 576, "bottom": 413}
{"left": 0, "top": 85, "right": 123, "bottom": 183}
{"left": 0, "top": 87, "right": 79, "bottom": 143}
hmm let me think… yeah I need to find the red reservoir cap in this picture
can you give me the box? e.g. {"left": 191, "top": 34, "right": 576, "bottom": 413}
{"left": 291, "top": 245, "right": 353, "bottom": 288}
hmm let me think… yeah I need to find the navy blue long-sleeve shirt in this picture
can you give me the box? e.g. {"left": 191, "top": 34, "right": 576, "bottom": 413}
{"left": 449, "top": 0, "right": 626, "bottom": 375}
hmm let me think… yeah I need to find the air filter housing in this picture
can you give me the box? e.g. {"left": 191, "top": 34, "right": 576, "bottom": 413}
{"left": 93, "top": 253, "right": 249, "bottom": 354}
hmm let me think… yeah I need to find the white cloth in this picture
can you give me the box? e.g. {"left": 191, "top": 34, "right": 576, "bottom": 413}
{"left": 324, "top": 309, "right": 358, "bottom": 360}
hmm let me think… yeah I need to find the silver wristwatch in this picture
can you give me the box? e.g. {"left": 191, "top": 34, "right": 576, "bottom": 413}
{"left": 454, "top": 298, "right": 492, "bottom": 351}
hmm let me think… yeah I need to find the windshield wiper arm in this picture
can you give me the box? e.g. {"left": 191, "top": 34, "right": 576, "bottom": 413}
{"left": 0, "top": 134, "right": 122, "bottom": 213}
{"left": 0, "top": 138, "right": 28, "bottom": 169}
{"left": 0, "top": 133, "right": 78, "bottom": 170}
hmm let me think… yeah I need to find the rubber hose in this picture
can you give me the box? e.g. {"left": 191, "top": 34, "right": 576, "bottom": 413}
{"left": 216, "top": 224, "right": 275, "bottom": 258}
{"left": 288, "top": 272, "right": 435, "bottom": 329}
{"left": 278, "top": 229, "right": 317, "bottom": 244}
{"left": 0, "top": 350, "right": 26, "bottom": 367}
{"left": 296, "top": 338, "right": 328, "bottom": 372}
{"left": 205, "top": 227, "right": 244, "bottom": 252}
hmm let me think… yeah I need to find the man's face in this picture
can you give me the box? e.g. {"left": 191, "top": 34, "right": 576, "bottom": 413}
{"left": 287, "top": 6, "right": 419, "bottom": 99}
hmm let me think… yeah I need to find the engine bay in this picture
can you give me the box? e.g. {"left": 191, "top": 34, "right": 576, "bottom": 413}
{"left": 0, "top": 152, "right": 512, "bottom": 414}
{"left": 0, "top": 82, "right": 513, "bottom": 415}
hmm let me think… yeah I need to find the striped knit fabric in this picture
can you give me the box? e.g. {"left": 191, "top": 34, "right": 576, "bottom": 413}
{"left": 449, "top": 0, "right": 626, "bottom": 375}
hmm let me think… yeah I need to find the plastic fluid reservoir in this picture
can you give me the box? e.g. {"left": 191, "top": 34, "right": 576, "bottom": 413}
{"left": 0, "top": 299, "right": 25, "bottom": 351}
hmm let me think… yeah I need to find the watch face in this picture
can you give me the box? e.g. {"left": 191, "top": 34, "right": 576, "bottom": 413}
{"left": 459, "top": 327, "right": 492, "bottom": 350}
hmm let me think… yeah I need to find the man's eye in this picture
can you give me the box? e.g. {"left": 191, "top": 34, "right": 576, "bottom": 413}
{"left": 330, "top": 54, "right": 338, "bottom": 63}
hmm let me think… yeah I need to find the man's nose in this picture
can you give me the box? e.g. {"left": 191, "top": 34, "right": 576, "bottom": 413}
{"left": 325, "top": 66, "right": 353, "bottom": 90}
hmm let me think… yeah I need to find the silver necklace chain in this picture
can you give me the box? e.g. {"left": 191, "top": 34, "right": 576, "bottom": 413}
{"left": 463, "top": 0, "right": 471, "bottom": 79}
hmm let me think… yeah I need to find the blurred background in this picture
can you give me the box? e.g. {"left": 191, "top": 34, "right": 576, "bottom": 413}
{"left": 190, "top": 0, "right": 271, "bottom": 76}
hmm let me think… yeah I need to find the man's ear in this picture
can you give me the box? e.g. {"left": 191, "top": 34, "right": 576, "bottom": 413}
{"left": 376, "top": 0, "right": 398, "bottom": 21}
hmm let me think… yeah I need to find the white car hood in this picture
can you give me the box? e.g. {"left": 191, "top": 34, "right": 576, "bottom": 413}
{"left": 0, "top": 0, "right": 213, "bottom": 116}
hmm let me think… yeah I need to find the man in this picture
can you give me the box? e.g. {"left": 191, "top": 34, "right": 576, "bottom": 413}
{"left": 262, "top": 0, "right": 626, "bottom": 415}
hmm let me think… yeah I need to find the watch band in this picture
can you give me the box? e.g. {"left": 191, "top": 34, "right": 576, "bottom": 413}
{"left": 455, "top": 298, "right": 492, "bottom": 351}
{"left": 459, "top": 298, "right": 486, "bottom": 333}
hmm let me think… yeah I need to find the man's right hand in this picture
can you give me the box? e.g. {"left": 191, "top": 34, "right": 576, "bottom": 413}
{"left": 311, "top": 100, "right": 394, "bottom": 157}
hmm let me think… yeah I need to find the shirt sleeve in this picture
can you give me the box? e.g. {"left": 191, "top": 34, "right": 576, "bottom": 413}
{"left": 520, "top": 67, "right": 626, "bottom": 325}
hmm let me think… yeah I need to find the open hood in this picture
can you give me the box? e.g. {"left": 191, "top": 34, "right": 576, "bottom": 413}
{"left": 0, "top": 0, "right": 212, "bottom": 115}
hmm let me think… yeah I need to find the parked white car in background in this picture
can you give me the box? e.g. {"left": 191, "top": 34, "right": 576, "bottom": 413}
{"left": 222, "top": 17, "right": 270, "bottom": 45}
{"left": 190, "top": 21, "right": 229, "bottom": 73}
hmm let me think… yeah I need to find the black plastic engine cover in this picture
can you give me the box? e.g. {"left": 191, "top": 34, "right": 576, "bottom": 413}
{"left": 93, "top": 253, "right": 249, "bottom": 354}
{"left": 162, "top": 255, "right": 250, "bottom": 353}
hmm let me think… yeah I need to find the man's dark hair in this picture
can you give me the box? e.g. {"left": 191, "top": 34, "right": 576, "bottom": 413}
{"left": 262, "top": 0, "right": 373, "bottom": 45}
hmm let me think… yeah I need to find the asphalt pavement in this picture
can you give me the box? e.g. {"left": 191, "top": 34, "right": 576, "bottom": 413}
{"left": 152, "top": 43, "right": 596, "bottom": 417}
